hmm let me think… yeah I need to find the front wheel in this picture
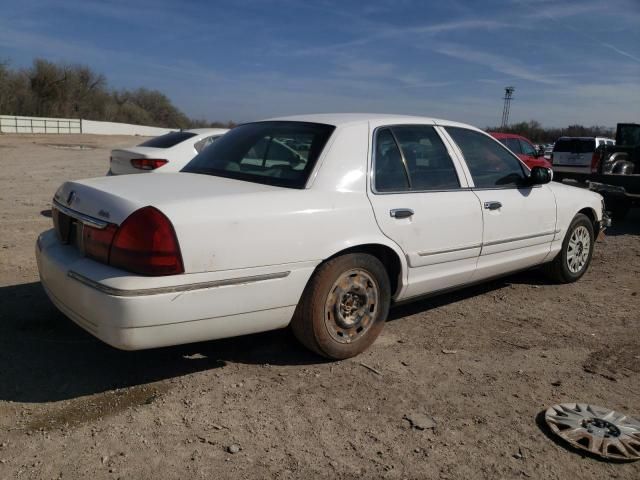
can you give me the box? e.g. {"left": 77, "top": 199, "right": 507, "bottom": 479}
{"left": 291, "top": 253, "right": 391, "bottom": 360}
{"left": 544, "top": 213, "right": 594, "bottom": 283}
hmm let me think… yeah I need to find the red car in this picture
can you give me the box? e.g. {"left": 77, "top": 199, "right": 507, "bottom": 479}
{"left": 488, "top": 132, "right": 552, "bottom": 170}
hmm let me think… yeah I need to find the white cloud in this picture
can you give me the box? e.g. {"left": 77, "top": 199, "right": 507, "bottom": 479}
{"left": 433, "top": 44, "right": 565, "bottom": 85}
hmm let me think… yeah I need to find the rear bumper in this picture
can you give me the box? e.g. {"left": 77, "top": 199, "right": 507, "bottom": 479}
{"left": 36, "top": 229, "right": 314, "bottom": 350}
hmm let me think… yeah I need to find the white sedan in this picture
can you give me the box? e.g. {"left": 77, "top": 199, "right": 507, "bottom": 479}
{"left": 37, "top": 114, "right": 609, "bottom": 359}
{"left": 109, "top": 128, "right": 228, "bottom": 175}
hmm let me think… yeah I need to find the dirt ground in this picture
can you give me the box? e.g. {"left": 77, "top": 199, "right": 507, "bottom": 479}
{"left": 0, "top": 133, "right": 639, "bottom": 479}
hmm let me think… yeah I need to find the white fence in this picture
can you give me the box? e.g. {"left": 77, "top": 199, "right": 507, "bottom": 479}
{"left": 0, "top": 115, "right": 81, "bottom": 134}
{"left": 0, "top": 115, "right": 173, "bottom": 136}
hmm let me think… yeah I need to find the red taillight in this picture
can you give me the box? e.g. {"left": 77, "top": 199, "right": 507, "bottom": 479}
{"left": 130, "top": 158, "right": 168, "bottom": 170}
{"left": 591, "top": 151, "right": 601, "bottom": 173}
{"left": 83, "top": 224, "right": 117, "bottom": 263}
{"left": 109, "top": 207, "right": 184, "bottom": 276}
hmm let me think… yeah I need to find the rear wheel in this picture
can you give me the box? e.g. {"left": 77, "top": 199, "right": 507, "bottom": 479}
{"left": 291, "top": 253, "right": 391, "bottom": 360}
{"left": 544, "top": 213, "right": 594, "bottom": 283}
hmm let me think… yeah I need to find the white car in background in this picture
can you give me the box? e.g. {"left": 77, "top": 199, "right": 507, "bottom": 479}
{"left": 109, "top": 128, "right": 229, "bottom": 175}
{"left": 37, "top": 114, "right": 608, "bottom": 360}
{"left": 551, "top": 136, "right": 615, "bottom": 182}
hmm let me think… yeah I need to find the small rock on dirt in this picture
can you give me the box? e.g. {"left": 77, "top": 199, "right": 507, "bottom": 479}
{"left": 227, "top": 444, "right": 241, "bottom": 454}
{"left": 404, "top": 413, "right": 437, "bottom": 430}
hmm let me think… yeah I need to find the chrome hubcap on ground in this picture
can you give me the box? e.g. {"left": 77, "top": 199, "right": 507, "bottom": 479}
{"left": 545, "top": 403, "right": 640, "bottom": 460}
{"left": 567, "top": 225, "right": 590, "bottom": 273}
{"left": 324, "top": 269, "right": 378, "bottom": 344}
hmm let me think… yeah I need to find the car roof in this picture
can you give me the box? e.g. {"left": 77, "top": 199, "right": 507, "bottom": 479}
{"left": 488, "top": 132, "right": 528, "bottom": 140}
{"left": 264, "top": 113, "right": 479, "bottom": 130}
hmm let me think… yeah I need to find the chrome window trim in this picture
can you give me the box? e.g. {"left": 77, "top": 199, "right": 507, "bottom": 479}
{"left": 67, "top": 270, "right": 291, "bottom": 297}
{"left": 52, "top": 199, "right": 109, "bottom": 230}
{"left": 370, "top": 124, "right": 464, "bottom": 195}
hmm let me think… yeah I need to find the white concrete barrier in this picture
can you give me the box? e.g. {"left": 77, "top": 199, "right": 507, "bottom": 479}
{"left": 0, "top": 115, "right": 175, "bottom": 136}
{"left": 81, "top": 119, "right": 172, "bottom": 136}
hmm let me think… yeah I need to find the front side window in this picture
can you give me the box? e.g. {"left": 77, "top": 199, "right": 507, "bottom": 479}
{"left": 183, "top": 122, "right": 335, "bottom": 188}
{"left": 446, "top": 127, "right": 526, "bottom": 188}
{"left": 374, "top": 125, "right": 460, "bottom": 192}
{"left": 504, "top": 138, "right": 521, "bottom": 153}
{"left": 519, "top": 139, "right": 537, "bottom": 156}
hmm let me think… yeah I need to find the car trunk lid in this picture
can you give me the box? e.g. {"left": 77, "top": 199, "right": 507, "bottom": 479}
{"left": 110, "top": 147, "right": 169, "bottom": 175}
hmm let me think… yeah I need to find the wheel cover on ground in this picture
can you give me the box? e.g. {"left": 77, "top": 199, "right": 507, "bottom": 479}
{"left": 545, "top": 403, "right": 640, "bottom": 460}
{"left": 323, "top": 268, "right": 379, "bottom": 344}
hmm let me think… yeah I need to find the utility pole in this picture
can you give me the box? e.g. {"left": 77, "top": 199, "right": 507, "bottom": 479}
{"left": 501, "top": 86, "right": 515, "bottom": 129}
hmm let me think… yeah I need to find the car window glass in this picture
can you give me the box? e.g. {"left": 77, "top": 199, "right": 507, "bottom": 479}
{"left": 138, "top": 131, "right": 197, "bottom": 148}
{"left": 390, "top": 126, "right": 460, "bottom": 190}
{"left": 505, "top": 138, "right": 521, "bottom": 153}
{"left": 374, "top": 129, "right": 410, "bottom": 192}
{"left": 446, "top": 127, "right": 526, "bottom": 188}
{"left": 182, "top": 122, "right": 334, "bottom": 189}
{"left": 519, "top": 139, "right": 537, "bottom": 156}
{"left": 194, "top": 135, "right": 221, "bottom": 153}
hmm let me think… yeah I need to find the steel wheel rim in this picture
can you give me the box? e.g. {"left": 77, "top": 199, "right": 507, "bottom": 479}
{"left": 545, "top": 403, "right": 640, "bottom": 461}
{"left": 324, "top": 268, "right": 379, "bottom": 344}
{"left": 566, "top": 225, "right": 590, "bottom": 273}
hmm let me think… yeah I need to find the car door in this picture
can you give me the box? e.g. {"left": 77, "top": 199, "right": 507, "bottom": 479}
{"left": 442, "top": 127, "right": 557, "bottom": 280}
{"left": 366, "top": 124, "right": 483, "bottom": 299}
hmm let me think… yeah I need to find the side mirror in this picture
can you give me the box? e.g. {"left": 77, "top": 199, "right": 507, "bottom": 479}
{"left": 529, "top": 166, "right": 552, "bottom": 185}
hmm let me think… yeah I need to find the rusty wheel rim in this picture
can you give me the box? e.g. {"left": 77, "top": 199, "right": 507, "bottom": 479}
{"left": 545, "top": 403, "right": 640, "bottom": 461}
{"left": 324, "top": 269, "right": 378, "bottom": 344}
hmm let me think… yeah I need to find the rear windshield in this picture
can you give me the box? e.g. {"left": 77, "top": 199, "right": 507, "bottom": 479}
{"left": 553, "top": 138, "right": 596, "bottom": 153}
{"left": 138, "top": 131, "right": 197, "bottom": 148}
{"left": 182, "top": 121, "right": 335, "bottom": 188}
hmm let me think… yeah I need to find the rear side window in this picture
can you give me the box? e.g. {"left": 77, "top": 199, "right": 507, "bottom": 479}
{"left": 374, "top": 129, "right": 410, "bottom": 192}
{"left": 138, "top": 131, "right": 197, "bottom": 148}
{"left": 446, "top": 127, "right": 526, "bottom": 188}
{"left": 374, "top": 125, "right": 460, "bottom": 192}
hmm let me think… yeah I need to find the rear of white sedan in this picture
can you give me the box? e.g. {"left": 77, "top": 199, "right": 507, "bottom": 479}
{"left": 109, "top": 128, "right": 228, "bottom": 175}
{"left": 36, "top": 121, "right": 339, "bottom": 350}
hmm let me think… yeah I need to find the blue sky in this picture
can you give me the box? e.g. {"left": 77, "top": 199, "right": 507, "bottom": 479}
{"left": 1, "top": 0, "right": 639, "bottom": 127}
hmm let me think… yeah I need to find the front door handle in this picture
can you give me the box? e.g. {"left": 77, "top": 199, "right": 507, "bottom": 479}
{"left": 390, "top": 208, "right": 414, "bottom": 219}
{"left": 484, "top": 201, "right": 502, "bottom": 210}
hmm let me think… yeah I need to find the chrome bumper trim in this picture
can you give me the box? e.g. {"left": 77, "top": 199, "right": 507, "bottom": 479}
{"left": 52, "top": 200, "right": 109, "bottom": 230}
{"left": 67, "top": 270, "right": 291, "bottom": 297}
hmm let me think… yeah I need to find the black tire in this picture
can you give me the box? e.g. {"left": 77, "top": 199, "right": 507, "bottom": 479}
{"left": 544, "top": 213, "right": 594, "bottom": 283}
{"left": 291, "top": 253, "right": 391, "bottom": 360}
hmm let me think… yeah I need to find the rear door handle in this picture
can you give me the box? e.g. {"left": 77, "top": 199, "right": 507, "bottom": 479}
{"left": 484, "top": 201, "right": 502, "bottom": 210}
{"left": 390, "top": 208, "right": 414, "bottom": 219}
